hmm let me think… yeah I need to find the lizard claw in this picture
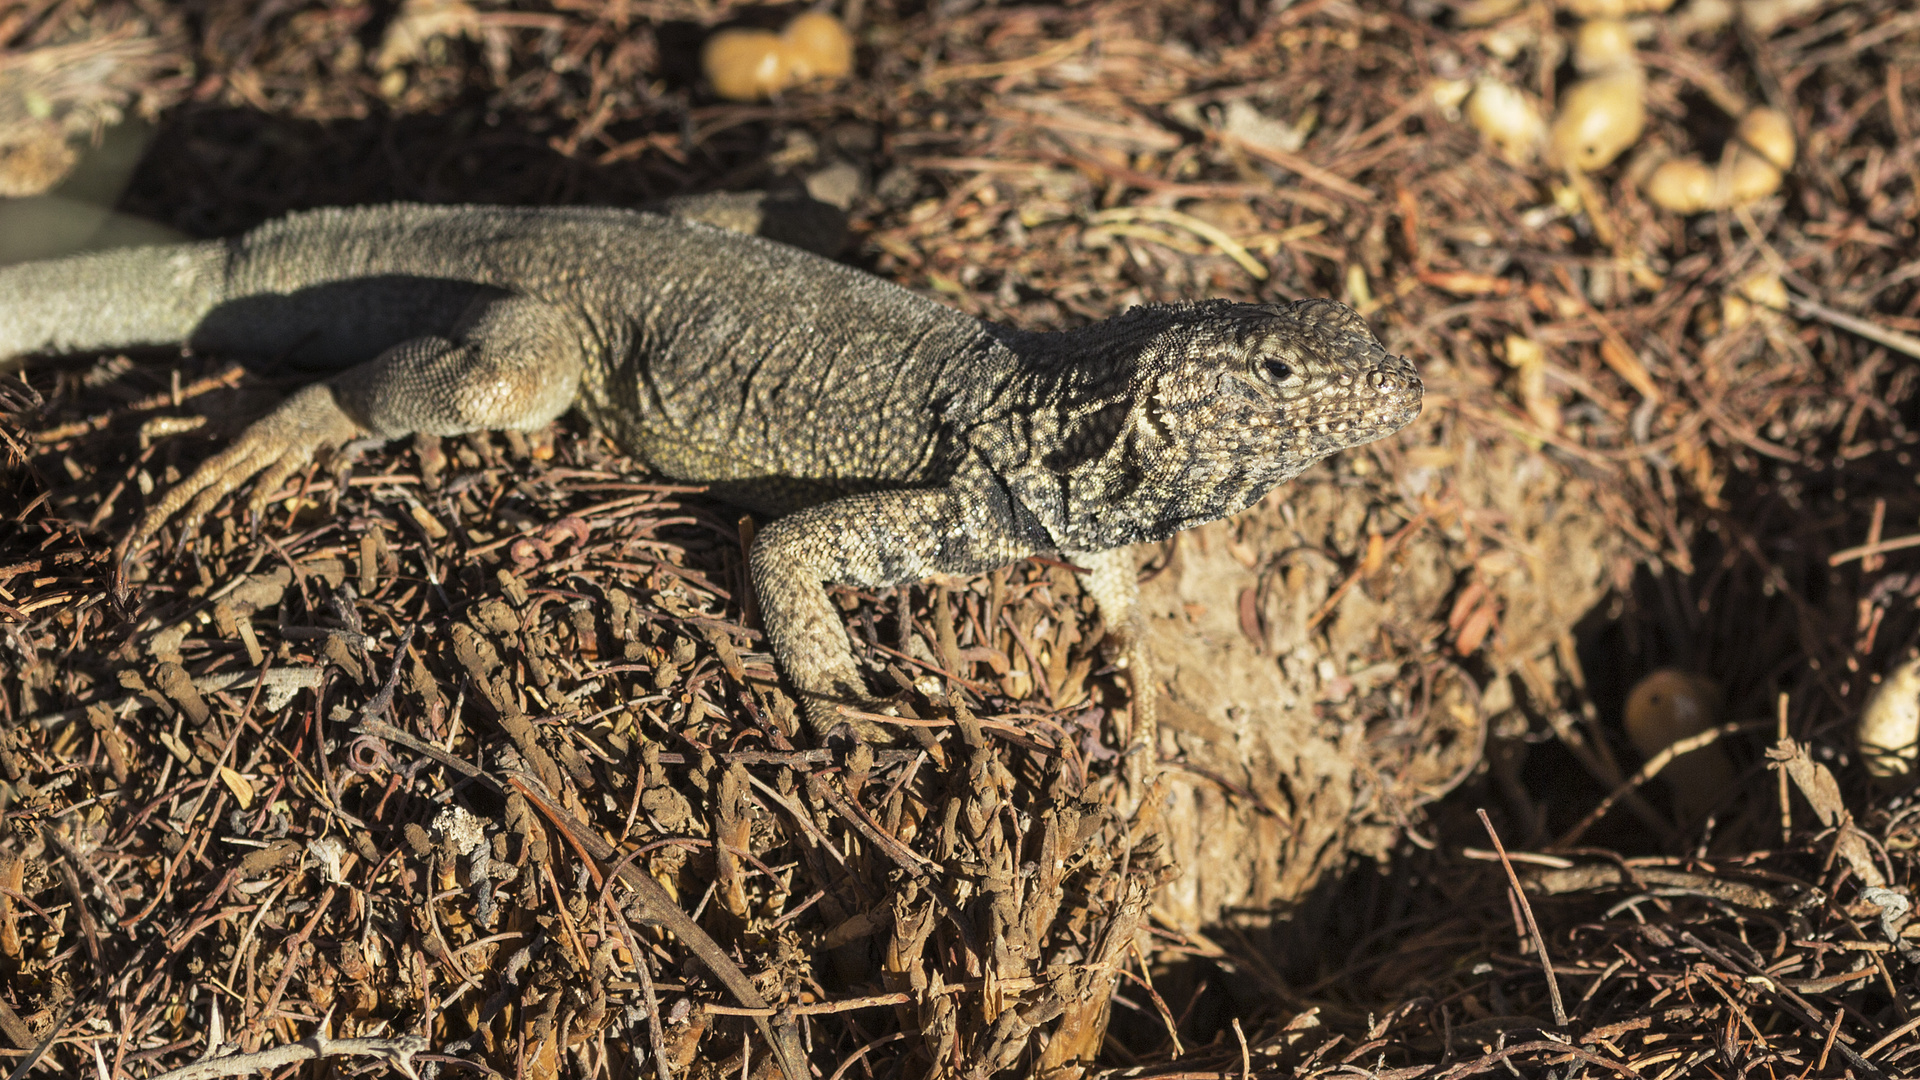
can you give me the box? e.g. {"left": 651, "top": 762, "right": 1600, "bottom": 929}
{"left": 126, "top": 382, "right": 364, "bottom": 555}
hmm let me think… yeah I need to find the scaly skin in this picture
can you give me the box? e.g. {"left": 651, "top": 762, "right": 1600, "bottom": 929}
{"left": 1, "top": 199, "right": 1422, "bottom": 743}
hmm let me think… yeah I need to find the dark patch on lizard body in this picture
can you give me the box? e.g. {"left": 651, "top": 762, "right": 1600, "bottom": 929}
{"left": 1, "top": 201, "right": 1422, "bottom": 736}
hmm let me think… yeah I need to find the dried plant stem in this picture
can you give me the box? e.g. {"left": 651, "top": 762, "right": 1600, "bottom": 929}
{"left": 1778, "top": 693, "right": 1793, "bottom": 847}
{"left": 1556, "top": 721, "right": 1769, "bottom": 847}
{"left": 1790, "top": 293, "right": 1920, "bottom": 362}
{"left": 1477, "top": 809, "right": 1566, "bottom": 1027}
{"left": 1828, "top": 531, "right": 1920, "bottom": 566}
{"left": 143, "top": 1035, "right": 428, "bottom": 1080}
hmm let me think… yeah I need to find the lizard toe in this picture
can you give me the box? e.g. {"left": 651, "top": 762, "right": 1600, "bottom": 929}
{"left": 245, "top": 450, "right": 317, "bottom": 520}
{"left": 178, "top": 438, "right": 277, "bottom": 537}
{"left": 129, "top": 382, "right": 365, "bottom": 552}
{"left": 130, "top": 436, "right": 261, "bottom": 551}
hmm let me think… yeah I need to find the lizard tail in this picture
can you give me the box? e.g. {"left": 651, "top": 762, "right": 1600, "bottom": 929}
{"left": 0, "top": 240, "right": 228, "bottom": 360}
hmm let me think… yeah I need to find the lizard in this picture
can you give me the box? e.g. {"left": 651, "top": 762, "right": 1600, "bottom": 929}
{"left": 1, "top": 196, "right": 1423, "bottom": 745}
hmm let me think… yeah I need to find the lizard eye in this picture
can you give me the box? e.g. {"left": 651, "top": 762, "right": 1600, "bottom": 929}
{"left": 1262, "top": 358, "right": 1293, "bottom": 381}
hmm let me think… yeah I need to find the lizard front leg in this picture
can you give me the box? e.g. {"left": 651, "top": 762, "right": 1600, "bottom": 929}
{"left": 128, "top": 295, "right": 587, "bottom": 551}
{"left": 748, "top": 487, "right": 1031, "bottom": 741}
{"left": 1063, "top": 546, "right": 1155, "bottom": 761}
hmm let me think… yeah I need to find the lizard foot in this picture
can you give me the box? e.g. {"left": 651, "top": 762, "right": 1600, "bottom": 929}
{"left": 125, "top": 382, "right": 364, "bottom": 556}
{"left": 805, "top": 690, "right": 908, "bottom": 747}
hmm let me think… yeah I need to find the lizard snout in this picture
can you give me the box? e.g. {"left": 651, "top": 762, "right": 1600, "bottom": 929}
{"left": 1355, "top": 355, "right": 1424, "bottom": 437}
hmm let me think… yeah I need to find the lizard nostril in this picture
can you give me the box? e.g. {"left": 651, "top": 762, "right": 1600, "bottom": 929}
{"left": 1368, "top": 369, "right": 1401, "bottom": 392}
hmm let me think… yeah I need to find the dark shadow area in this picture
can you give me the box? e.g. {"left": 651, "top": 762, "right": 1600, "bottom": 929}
{"left": 192, "top": 276, "right": 501, "bottom": 371}
{"left": 110, "top": 100, "right": 828, "bottom": 238}
{"left": 1104, "top": 340, "right": 1920, "bottom": 1065}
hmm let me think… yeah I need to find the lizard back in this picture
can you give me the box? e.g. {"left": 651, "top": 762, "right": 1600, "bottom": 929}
{"left": 3, "top": 203, "right": 1007, "bottom": 511}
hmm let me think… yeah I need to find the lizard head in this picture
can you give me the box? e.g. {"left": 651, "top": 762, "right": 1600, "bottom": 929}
{"left": 1057, "top": 297, "right": 1422, "bottom": 547}
{"left": 1193, "top": 296, "right": 1422, "bottom": 456}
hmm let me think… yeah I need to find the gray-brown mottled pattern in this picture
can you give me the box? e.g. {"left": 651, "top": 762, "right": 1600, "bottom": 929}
{"left": 0, "top": 200, "right": 1422, "bottom": 739}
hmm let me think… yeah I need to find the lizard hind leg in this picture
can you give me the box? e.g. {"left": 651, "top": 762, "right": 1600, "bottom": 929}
{"left": 126, "top": 296, "right": 587, "bottom": 559}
